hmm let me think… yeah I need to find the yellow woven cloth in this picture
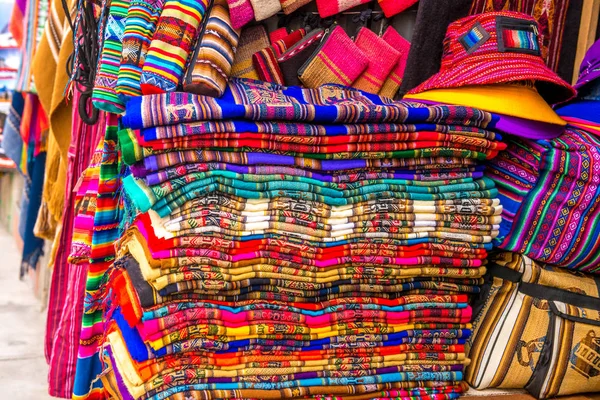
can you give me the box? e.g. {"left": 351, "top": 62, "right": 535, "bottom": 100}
{"left": 31, "top": 0, "right": 75, "bottom": 238}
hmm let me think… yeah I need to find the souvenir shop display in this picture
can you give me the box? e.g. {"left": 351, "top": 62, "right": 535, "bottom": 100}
{"left": 2, "top": 0, "right": 600, "bottom": 399}
{"left": 98, "top": 77, "right": 505, "bottom": 399}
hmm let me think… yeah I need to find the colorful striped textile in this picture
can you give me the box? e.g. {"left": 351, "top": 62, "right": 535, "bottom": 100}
{"left": 484, "top": 136, "right": 544, "bottom": 239}
{"left": 72, "top": 82, "right": 508, "bottom": 399}
{"left": 45, "top": 88, "right": 107, "bottom": 399}
{"left": 72, "top": 114, "right": 123, "bottom": 400}
{"left": 253, "top": 29, "right": 306, "bottom": 84}
{"left": 122, "top": 78, "right": 498, "bottom": 130}
{"left": 116, "top": 0, "right": 165, "bottom": 98}
{"left": 488, "top": 127, "right": 600, "bottom": 273}
{"left": 140, "top": 0, "right": 210, "bottom": 94}
{"left": 92, "top": 0, "right": 129, "bottom": 113}
{"left": 183, "top": 0, "right": 240, "bottom": 98}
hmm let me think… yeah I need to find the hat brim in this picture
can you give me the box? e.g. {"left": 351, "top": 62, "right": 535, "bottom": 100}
{"left": 409, "top": 55, "right": 576, "bottom": 105}
{"left": 574, "top": 66, "right": 600, "bottom": 90}
{"left": 575, "top": 70, "right": 600, "bottom": 90}
{"left": 556, "top": 100, "right": 600, "bottom": 124}
{"left": 405, "top": 84, "right": 567, "bottom": 127}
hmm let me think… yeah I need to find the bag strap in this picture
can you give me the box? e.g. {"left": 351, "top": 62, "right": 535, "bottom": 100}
{"left": 374, "top": 11, "right": 395, "bottom": 36}
{"left": 520, "top": 283, "right": 600, "bottom": 310}
{"left": 488, "top": 261, "right": 600, "bottom": 309}
{"left": 351, "top": 8, "right": 374, "bottom": 39}
{"left": 487, "top": 262, "right": 522, "bottom": 282}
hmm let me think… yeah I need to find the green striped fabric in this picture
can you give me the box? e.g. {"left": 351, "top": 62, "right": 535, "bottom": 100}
{"left": 91, "top": 0, "right": 129, "bottom": 113}
{"left": 116, "top": 0, "right": 164, "bottom": 98}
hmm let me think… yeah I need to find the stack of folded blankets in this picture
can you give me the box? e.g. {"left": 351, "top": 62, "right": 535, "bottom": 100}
{"left": 98, "top": 79, "right": 506, "bottom": 399}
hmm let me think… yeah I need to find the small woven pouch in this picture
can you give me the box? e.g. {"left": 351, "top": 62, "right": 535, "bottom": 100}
{"left": 231, "top": 24, "right": 270, "bottom": 80}
{"left": 316, "top": 0, "right": 371, "bottom": 18}
{"left": 183, "top": 0, "right": 240, "bottom": 97}
{"left": 378, "top": 0, "right": 418, "bottom": 18}
{"left": 252, "top": 29, "right": 307, "bottom": 84}
{"left": 227, "top": 0, "right": 254, "bottom": 29}
{"left": 379, "top": 26, "right": 411, "bottom": 99}
{"left": 278, "top": 28, "right": 325, "bottom": 87}
{"left": 249, "top": 0, "right": 282, "bottom": 21}
{"left": 279, "top": 0, "right": 312, "bottom": 15}
{"left": 271, "top": 29, "right": 307, "bottom": 57}
{"left": 353, "top": 27, "right": 401, "bottom": 94}
{"left": 116, "top": 0, "right": 165, "bottom": 98}
{"left": 298, "top": 26, "right": 369, "bottom": 88}
{"left": 140, "top": 0, "right": 211, "bottom": 94}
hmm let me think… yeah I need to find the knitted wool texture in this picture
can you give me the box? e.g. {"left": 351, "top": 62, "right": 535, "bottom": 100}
{"left": 299, "top": 26, "right": 369, "bottom": 88}
{"left": 231, "top": 25, "right": 269, "bottom": 80}
{"left": 316, "top": 0, "right": 370, "bottom": 18}
{"left": 91, "top": 0, "right": 129, "bottom": 113}
{"left": 279, "top": 0, "right": 312, "bottom": 14}
{"left": 116, "top": 0, "right": 165, "bottom": 97}
{"left": 249, "top": 0, "right": 281, "bottom": 21}
{"left": 378, "top": 0, "right": 418, "bottom": 17}
{"left": 353, "top": 28, "right": 401, "bottom": 94}
{"left": 140, "top": 0, "right": 210, "bottom": 94}
{"left": 226, "top": 0, "right": 254, "bottom": 29}
{"left": 183, "top": 0, "right": 240, "bottom": 98}
{"left": 379, "top": 26, "right": 411, "bottom": 99}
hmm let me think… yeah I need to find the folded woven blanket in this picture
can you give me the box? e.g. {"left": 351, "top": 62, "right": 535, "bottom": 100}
{"left": 140, "top": 121, "right": 501, "bottom": 141}
{"left": 121, "top": 79, "right": 497, "bottom": 129}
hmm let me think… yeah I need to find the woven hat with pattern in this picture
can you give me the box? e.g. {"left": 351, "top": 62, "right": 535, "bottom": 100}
{"left": 408, "top": 11, "right": 576, "bottom": 105}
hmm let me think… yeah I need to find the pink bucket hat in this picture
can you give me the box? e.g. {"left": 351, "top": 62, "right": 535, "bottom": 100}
{"left": 408, "top": 11, "right": 576, "bottom": 105}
